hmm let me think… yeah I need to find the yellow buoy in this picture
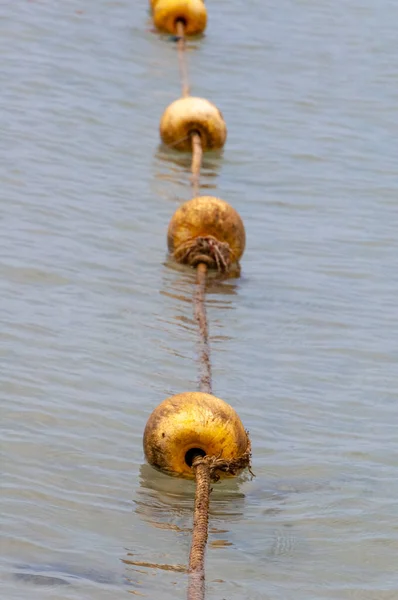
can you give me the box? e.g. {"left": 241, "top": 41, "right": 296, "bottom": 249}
{"left": 153, "top": 0, "right": 207, "bottom": 36}
{"left": 167, "top": 196, "right": 245, "bottom": 271}
{"left": 143, "top": 392, "right": 250, "bottom": 480}
{"left": 160, "top": 96, "right": 227, "bottom": 152}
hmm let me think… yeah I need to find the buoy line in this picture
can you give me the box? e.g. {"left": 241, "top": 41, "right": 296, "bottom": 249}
{"left": 143, "top": 3, "right": 253, "bottom": 599}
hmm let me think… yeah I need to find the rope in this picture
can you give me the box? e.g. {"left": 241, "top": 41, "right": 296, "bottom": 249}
{"left": 174, "top": 235, "right": 233, "bottom": 271}
{"left": 187, "top": 448, "right": 253, "bottom": 600}
{"left": 174, "top": 21, "right": 218, "bottom": 600}
{"left": 175, "top": 21, "right": 203, "bottom": 198}
{"left": 176, "top": 20, "right": 190, "bottom": 97}
{"left": 194, "top": 262, "right": 212, "bottom": 394}
{"left": 175, "top": 22, "right": 209, "bottom": 393}
{"left": 191, "top": 132, "right": 203, "bottom": 198}
{"left": 187, "top": 456, "right": 211, "bottom": 600}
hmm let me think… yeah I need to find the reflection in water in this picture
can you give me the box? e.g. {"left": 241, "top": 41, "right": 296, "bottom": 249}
{"left": 152, "top": 144, "right": 223, "bottom": 201}
{"left": 128, "top": 464, "right": 248, "bottom": 561}
{"left": 122, "top": 555, "right": 187, "bottom": 573}
{"left": 160, "top": 261, "right": 240, "bottom": 320}
{"left": 136, "top": 463, "right": 247, "bottom": 521}
{"left": 162, "top": 256, "right": 241, "bottom": 290}
{"left": 156, "top": 264, "right": 242, "bottom": 391}
{"left": 125, "top": 463, "right": 250, "bottom": 594}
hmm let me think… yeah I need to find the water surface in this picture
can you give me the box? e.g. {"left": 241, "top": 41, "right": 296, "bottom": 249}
{"left": 1, "top": 1, "right": 398, "bottom": 598}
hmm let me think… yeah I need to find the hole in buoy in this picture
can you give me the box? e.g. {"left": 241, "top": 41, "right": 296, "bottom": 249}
{"left": 175, "top": 17, "right": 187, "bottom": 28}
{"left": 185, "top": 448, "right": 206, "bottom": 467}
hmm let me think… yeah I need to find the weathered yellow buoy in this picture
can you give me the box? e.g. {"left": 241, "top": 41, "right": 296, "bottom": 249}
{"left": 153, "top": 0, "right": 207, "bottom": 36}
{"left": 160, "top": 97, "right": 227, "bottom": 152}
{"left": 167, "top": 196, "right": 245, "bottom": 271}
{"left": 143, "top": 392, "right": 250, "bottom": 480}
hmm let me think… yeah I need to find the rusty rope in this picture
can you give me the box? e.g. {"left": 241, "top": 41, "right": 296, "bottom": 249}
{"left": 187, "top": 448, "right": 253, "bottom": 600}
{"left": 187, "top": 456, "right": 211, "bottom": 600}
{"left": 194, "top": 262, "right": 212, "bottom": 394}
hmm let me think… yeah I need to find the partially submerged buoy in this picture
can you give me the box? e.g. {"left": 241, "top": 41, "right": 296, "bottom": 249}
{"left": 143, "top": 392, "right": 251, "bottom": 480}
{"left": 167, "top": 196, "right": 245, "bottom": 271}
{"left": 160, "top": 97, "right": 227, "bottom": 152}
{"left": 152, "top": 0, "right": 207, "bottom": 36}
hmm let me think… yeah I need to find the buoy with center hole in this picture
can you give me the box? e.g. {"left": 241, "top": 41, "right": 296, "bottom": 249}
{"left": 160, "top": 97, "right": 227, "bottom": 152}
{"left": 143, "top": 392, "right": 250, "bottom": 480}
{"left": 152, "top": 0, "right": 207, "bottom": 36}
{"left": 167, "top": 196, "right": 245, "bottom": 271}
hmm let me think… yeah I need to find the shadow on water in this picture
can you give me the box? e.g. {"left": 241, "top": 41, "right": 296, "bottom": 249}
{"left": 13, "top": 571, "right": 70, "bottom": 587}
{"left": 12, "top": 561, "right": 126, "bottom": 588}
